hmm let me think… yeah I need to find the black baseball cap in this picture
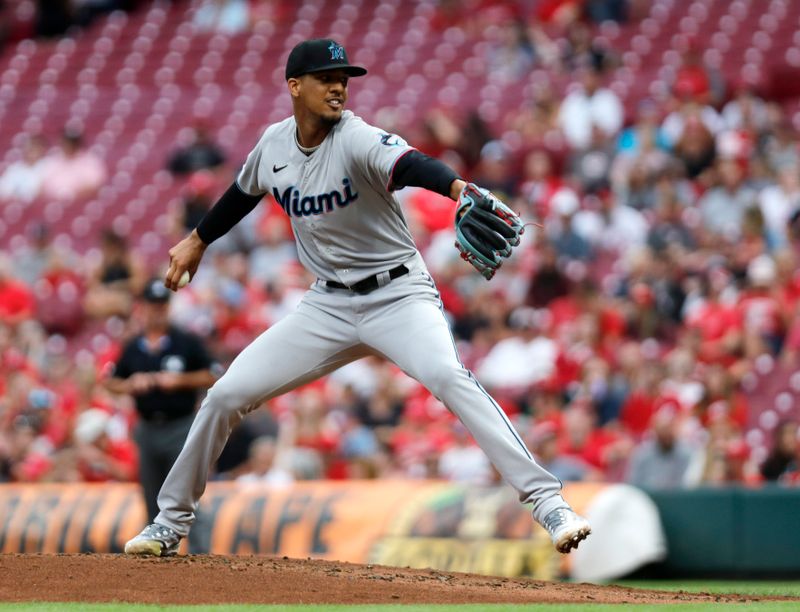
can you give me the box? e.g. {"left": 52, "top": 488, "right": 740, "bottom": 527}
{"left": 141, "top": 278, "right": 170, "bottom": 304}
{"left": 285, "top": 39, "right": 367, "bottom": 80}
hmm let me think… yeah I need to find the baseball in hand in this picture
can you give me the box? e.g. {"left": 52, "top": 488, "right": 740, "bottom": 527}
{"left": 177, "top": 271, "right": 191, "bottom": 288}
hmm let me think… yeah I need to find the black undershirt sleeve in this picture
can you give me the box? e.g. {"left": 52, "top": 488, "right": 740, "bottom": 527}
{"left": 195, "top": 181, "right": 263, "bottom": 245}
{"left": 390, "top": 150, "right": 461, "bottom": 197}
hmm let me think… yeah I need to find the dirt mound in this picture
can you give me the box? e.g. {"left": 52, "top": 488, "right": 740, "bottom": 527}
{"left": 0, "top": 554, "right": 777, "bottom": 605}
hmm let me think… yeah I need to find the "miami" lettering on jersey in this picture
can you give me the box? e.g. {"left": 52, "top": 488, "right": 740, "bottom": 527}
{"left": 272, "top": 177, "right": 359, "bottom": 218}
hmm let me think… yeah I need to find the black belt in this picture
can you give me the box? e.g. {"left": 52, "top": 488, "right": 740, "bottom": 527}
{"left": 324, "top": 264, "right": 409, "bottom": 294}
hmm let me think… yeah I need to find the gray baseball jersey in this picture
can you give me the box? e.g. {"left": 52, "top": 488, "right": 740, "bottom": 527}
{"left": 236, "top": 110, "right": 418, "bottom": 285}
{"left": 152, "top": 112, "right": 568, "bottom": 539}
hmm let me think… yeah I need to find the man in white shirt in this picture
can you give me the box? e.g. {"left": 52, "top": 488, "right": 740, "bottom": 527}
{"left": 558, "top": 66, "right": 623, "bottom": 151}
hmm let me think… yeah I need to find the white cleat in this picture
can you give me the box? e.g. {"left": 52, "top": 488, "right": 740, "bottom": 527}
{"left": 541, "top": 507, "right": 592, "bottom": 554}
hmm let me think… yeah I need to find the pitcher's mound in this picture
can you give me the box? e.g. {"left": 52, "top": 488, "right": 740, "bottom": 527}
{"left": 0, "top": 554, "right": 770, "bottom": 605}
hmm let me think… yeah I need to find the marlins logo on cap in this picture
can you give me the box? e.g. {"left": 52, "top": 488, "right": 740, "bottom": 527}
{"left": 285, "top": 39, "right": 367, "bottom": 80}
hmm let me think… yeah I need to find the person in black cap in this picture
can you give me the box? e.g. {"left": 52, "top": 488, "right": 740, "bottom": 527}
{"left": 126, "top": 39, "right": 591, "bottom": 556}
{"left": 105, "top": 278, "right": 219, "bottom": 524}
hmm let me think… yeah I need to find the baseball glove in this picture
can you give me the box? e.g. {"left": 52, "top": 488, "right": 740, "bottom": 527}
{"left": 454, "top": 183, "right": 524, "bottom": 280}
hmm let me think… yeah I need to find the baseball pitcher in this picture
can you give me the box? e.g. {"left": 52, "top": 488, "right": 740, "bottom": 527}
{"left": 125, "top": 39, "right": 591, "bottom": 557}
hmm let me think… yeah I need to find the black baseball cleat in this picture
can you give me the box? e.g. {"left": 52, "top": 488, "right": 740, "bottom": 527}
{"left": 541, "top": 507, "right": 592, "bottom": 554}
{"left": 124, "top": 523, "right": 181, "bottom": 556}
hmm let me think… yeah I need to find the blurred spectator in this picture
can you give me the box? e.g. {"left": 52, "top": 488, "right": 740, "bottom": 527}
{"left": 672, "top": 38, "right": 725, "bottom": 108}
{"left": 697, "top": 419, "right": 759, "bottom": 486}
{"left": 671, "top": 39, "right": 726, "bottom": 107}
{"left": 104, "top": 278, "right": 219, "bottom": 521}
{"left": 722, "top": 81, "right": 768, "bottom": 133}
{"left": 518, "top": 149, "right": 563, "bottom": 220}
{"left": 612, "top": 101, "right": 671, "bottom": 207}
{"left": 568, "top": 126, "right": 615, "bottom": 194}
{"left": 738, "top": 255, "right": 783, "bottom": 358}
{"left": 695, "top": 364, "right": 748, "bottom": 431}
{"left": 663, "top": 97, "right": 722, "bottom": 145}
{"left": 354, "top": 375, "right": 404, "bottom": 438}
{"left": 572, "top": 190, "right": 648, "bottom": 255}
{"left": 558, "top": 402, "right": 630, "bottom": 475}
{"left": 615, "top": 98, "right": 670, "bottom": 155}
{"left": 171, "top": 171, "right": 219, "bottom": 238}
{"left": 698, "top": 159, "right": 758, "bottom": 241}
{"left": 40, "top": 129, "right": 106, "bottom": 201}
{"left": 619, "top": 364, "right": 667, "bottom": 438}
{"left": 83, "top": 229, "right": 146, "bottom": 319}
{"left": 758, "top": 164, "right": 800, "bottom": 248}
{"left": 558, "top": 66, "right": 623, "bottom": 151}
{"left": 525, "top": 244, "right": 570, "bottom": 308}
{"left": 14, "top": 223, "right": 55, "bottom": 286}
{"left": 760, "top": 421, "right": 799, "bottom": 482}
{"left": 0, "top": 257, "right": 35, "bottom": 328}
{"left": 0, "top": 135, "right": 49, "bottom": 202}
{"left": 215, "top": 409, "right": 280, "bottom": 478}
{"left": 626, "top": 406, "right": 696, "bottom": 489}
{"left": 670, "top": 108, "right": 718, "bottom": 180}
{"left": 1, "top": 413, "right": 49, "bottom": 481}
{"left": 560, "top": 20, "right": 611, "bottom": 72}
{"left": 236, "top": 435, "right": 294, "bottom": 486}
{"left": 477, "top": 307, "right": 557, "bottom": 390}
{"left": 471, "top": 140, "right": 516, "bottom": 199}
{"left": 248, "top": 210, "right": 298, "bottom": 286}
{"left": 12, "top": 224, "right": 85, "bottom": 337}
{"left": 485, "top": 19, "right": 535, "bottom": 81}
{"left": 646, "top": 190, "right": 695, "bottom": 254}
{"left": 529, "top": 421, "right": 598, "bottom": 482}
{"left": 762, "top": 117, "right": 799, "bottom": 174}
{"left": 193, "top": 0, "right": 250, "bottom": 34}
{"left": 546, "top": 187, "right": 593, "bottom": 262}
{"left": 683, "top": 267, "right": 742, "bottom": 365}
{"left": 574, "top": 355, "right": 627, "bottom": 425}
{"left": 71, "top": 408, "right": 137, "bottom": 482}
{"left": 508, "top": 81, "right": 562, "bottom": 148}
{"left": 167, "top": 121, "right": 227, "bottom": 176}
{"left": 438, "top": 422, "right": 493, "bottom": 485}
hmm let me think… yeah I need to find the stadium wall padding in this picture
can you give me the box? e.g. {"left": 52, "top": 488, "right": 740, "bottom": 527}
{"left": 646, "top": 487, "right": 800, "bottom": 576}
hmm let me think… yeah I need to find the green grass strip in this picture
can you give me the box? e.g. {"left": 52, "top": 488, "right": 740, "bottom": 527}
{"left": 2, "top": 603, "right": 800, "bottom": 612}
{"left": 615, "top": 581, "right": 800, "bottom": 597}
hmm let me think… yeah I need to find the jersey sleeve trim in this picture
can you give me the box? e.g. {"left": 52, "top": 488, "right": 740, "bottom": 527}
{"left": 386, "top": 148, "right": 417, "bottom": 192}
{"left": 234, "top": 179, "right": 264, "bottom": 197}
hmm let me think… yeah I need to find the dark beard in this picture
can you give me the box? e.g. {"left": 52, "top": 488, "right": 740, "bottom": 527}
{"left": 320, "top": 113, "right": 342, "bottom": 126}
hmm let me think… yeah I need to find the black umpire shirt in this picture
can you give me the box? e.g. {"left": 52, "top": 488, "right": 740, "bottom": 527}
{"left": 111, "top": 326, "right": 215, "bottom": 423}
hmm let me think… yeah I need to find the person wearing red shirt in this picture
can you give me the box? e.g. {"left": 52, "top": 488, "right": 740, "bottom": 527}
{"left": 0, "top": 265, "right": 34, "bottom": 327}
{"left": 73, "top": 409, "right": 137, "bottom": 483}
{"left": 738, "top": 255, "right": 785, "bottom": 358}
{"left": 684, "top": 268, "right": 742, "bottom": 365}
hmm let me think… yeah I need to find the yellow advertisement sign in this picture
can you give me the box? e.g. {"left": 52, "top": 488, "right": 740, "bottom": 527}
{"left": 0, "top": 481, "right": 610, "bottom": 579}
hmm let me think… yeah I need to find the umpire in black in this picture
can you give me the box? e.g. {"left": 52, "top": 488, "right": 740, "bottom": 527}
{"left": 105, "top": 278, "right": 219, "bottom": 523}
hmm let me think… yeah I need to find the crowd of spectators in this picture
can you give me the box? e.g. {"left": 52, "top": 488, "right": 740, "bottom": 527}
{"left": 2, "top": 0, "right": 800, "bottom": 492}
{"left": 0, "top": 128, "right": 106, "bottom": 202}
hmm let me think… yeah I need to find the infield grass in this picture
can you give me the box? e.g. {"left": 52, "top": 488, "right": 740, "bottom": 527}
{"left": 617, "top": 581, "right": 800, "bottom": 597}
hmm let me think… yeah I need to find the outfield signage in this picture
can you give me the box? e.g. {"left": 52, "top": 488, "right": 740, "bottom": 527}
{"left": 0, "top": 481, "right": 664, "bottom": 580}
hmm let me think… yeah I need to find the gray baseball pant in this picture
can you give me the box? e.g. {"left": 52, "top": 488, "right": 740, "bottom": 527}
{"left": 155, "top": 256, "right": 566, "bottom": 536}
